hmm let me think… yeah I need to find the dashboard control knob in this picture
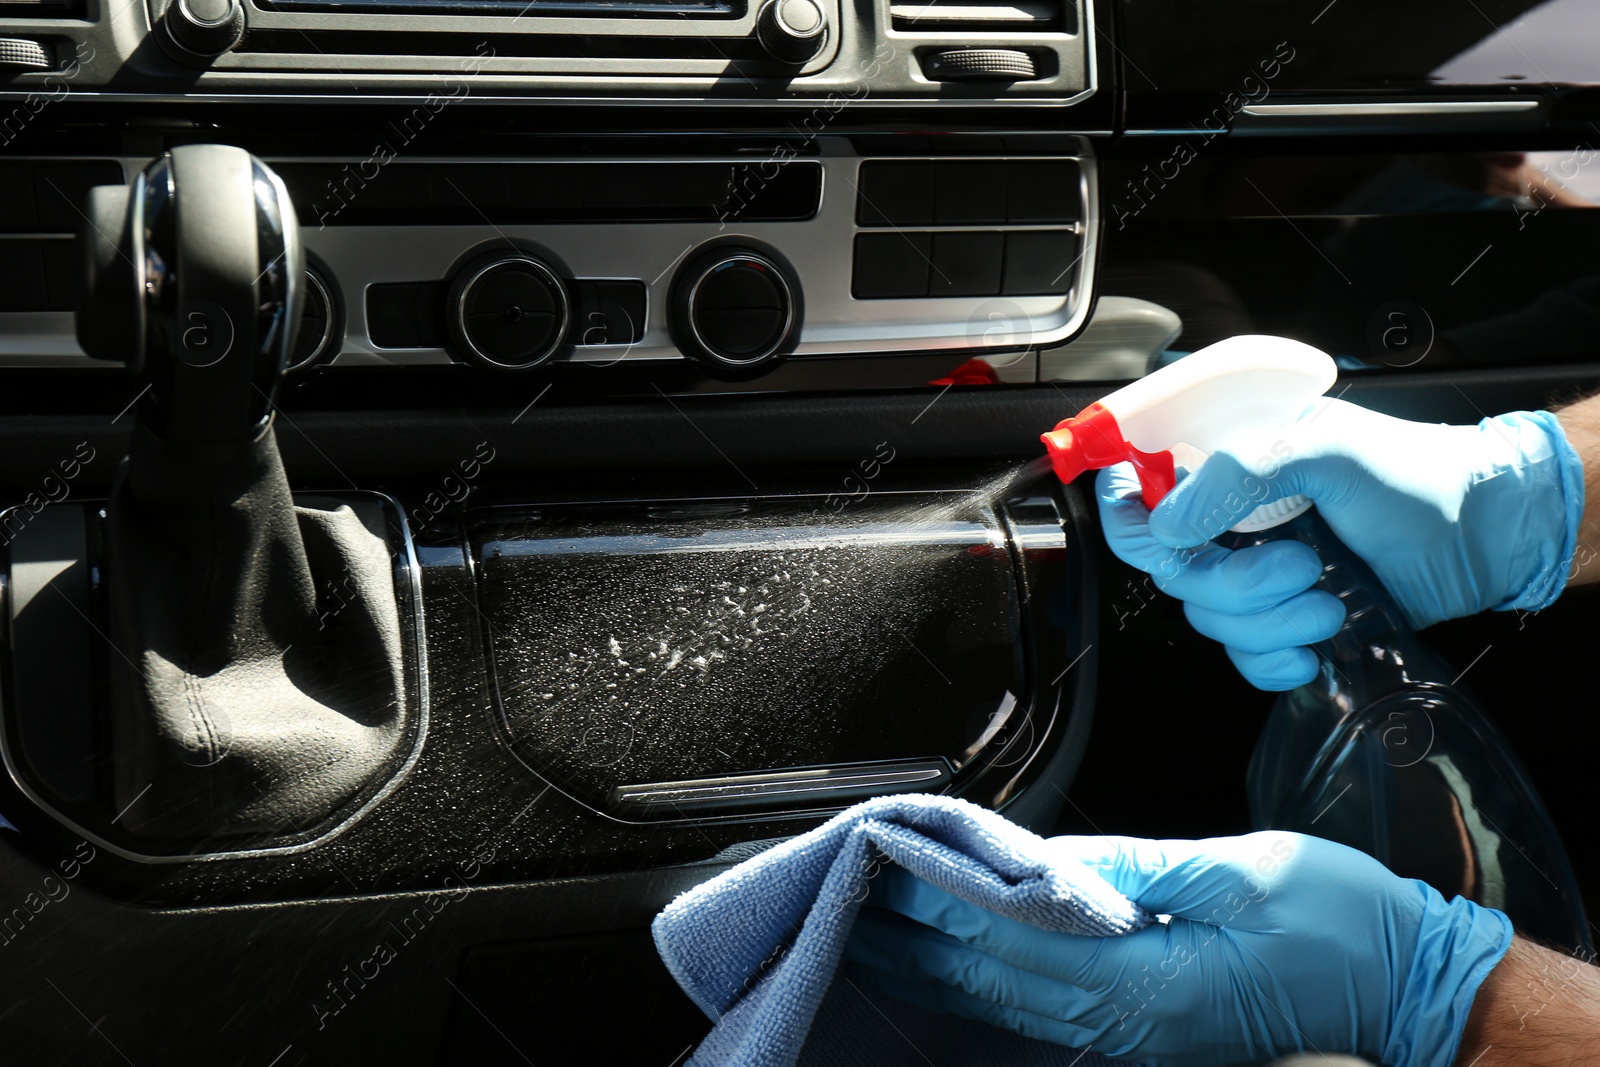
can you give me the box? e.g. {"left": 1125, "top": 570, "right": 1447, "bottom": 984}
{"left": 159, "top": 0, "right": 246, "bottom": 61}
{"left": 448, "top": 251, "right": 571, "bottom": 370}
{"left": 756, "top": 0, "right": 827, "bottom": 65}
{"left": 922, "top": 48, "right": 1038, "bottom": 81}
{"left": 673, "top": 248, "right": 799, "bottom": 375}
{"left": 0, "top": 38, "right": 51, "bottom": 72}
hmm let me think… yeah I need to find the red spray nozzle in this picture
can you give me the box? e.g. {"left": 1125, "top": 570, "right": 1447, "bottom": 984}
{"left": 1039, "top": 402, "right": 1178, "bottom": 510}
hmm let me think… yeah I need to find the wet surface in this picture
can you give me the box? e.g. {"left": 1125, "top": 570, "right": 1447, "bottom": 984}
{"left": 476, "top": 483, "right": 1028, "bottom": 817}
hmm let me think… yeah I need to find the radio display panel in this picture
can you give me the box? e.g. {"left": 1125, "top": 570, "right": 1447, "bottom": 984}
{"left": 262, "top": 0, "right": 740, "bottom": 14}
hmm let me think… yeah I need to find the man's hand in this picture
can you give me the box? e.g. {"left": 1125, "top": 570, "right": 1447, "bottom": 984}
{"left": 844, "top": 832, "right": 1513, "bottom": 1067}
{"left": 1097, "top": 398, "right": 1586, "bottom": 691}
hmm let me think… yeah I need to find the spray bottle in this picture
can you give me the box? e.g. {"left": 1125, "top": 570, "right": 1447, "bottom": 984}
{"left": 1035, "top": 334, "right": 1587, "bottom": 950}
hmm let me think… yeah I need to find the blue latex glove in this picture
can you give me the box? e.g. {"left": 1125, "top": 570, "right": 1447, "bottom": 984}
{"left": 844, "top": 831, "right": 1513, "bottom": 1067}
{"left": 1098, "top": 399, "right": 1585, "bottom": 690}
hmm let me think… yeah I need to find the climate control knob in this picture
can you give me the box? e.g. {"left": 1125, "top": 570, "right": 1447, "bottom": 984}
{"left": 672, "top": 248, "right": 800, "bottom": 376}
{"left": 447, "top": 251, "right": 571, "bottom": 370}
{"left": 756, "top": 0, "right": 827, "bottom": 65}
{"left": 158, "top": 0, "right": 246, "bottom": 63}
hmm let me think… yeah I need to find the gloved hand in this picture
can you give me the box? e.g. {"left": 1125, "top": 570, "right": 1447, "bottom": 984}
{"left": 844, "top": 831, "right": 1513, "bottom": 1067}
{"left": 1098, "top": 399, "right": 1584, "bottom": 690}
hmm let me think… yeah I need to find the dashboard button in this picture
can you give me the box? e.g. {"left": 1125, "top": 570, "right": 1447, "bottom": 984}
{"left": 367, "top": 283, "right": 423, "bottom": 348}
{"left": 1002, "top": 230, "right": 1078, "bottom": 295}
{"left": 935, "top": 161, "right": 1007, "bottom": 225}
{"left": 0, "top": 38, "right": 51, "bottom": 72}
{"left": 929, "top": 232, "right": 1003, "bottom": 297}
{"left": 367, "top": 281, "right": 444, "bottom": 348}
{"left": 1007, "top": 161, "right": 1079, "bottom": 223}
{"left": 852, "top": 232, "right": 931, "bottom": 299}
{"left": 572, "top": 280, "right": 646, "bottom": 345}
{"left": 922, "top": 48, "right": 1038, "bottom": 82}
{"left": 757, "top": 0, "right": 828, "bottom": 65}
{"left": 857, "top": 162, "right": 934, "bottom": 227}
{"left": 159, "top": 0, "right": 246, "bottom": 61}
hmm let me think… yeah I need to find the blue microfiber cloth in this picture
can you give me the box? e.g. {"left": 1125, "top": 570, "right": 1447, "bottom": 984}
{"left": 653, "top": 794, "right": 1155, "bottom": 1067}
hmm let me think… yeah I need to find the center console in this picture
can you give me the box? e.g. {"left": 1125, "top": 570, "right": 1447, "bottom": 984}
{"left": 0, "top": 0, "right": 1092, "bottom": 99}
{"left": 0, "top": 137, "right": 1096, "bottom": 378}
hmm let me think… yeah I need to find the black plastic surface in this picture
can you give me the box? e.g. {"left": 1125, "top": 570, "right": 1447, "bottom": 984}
{"left": 929, "top": 231, "right": 1003, "bottom": 297}
{"left": 1098, "top": 146, "right": 1600, "bottom": 369}
{"left": 0, "top": 163, "right": 39, "bottom": 232}
{"left": 1002, "top": 230, "right": 1077, "bottom": 296}
{"left": 473, "top": 495, "right": 1035, "bottom": 821}
{"left": 934, "top": 160, "right": 1008, "bottom": 224}
{"left": 1007, "top": 160, "right": 1079, "bottom": 223}
{"left": 856, "top": 162, "right": 936, "bottom": 227}
{"left": 30, "top": 162, "right": 120, "bottom": 234}
{"left": 852, "top": 232, "right": 931, "bottom": 299}
{"left": 274, "top": 160, "right": 823, "bottom": 227}
{"left": 859, "top": 159, "right": 1076, "bottom": 229}
{"left": 0, "top": 243, "right": 47, "bottom": 312}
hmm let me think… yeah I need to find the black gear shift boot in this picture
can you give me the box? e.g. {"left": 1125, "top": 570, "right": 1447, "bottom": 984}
{"left": 104, "top": 424, "right": 412, "bottom": 842}
{"left": 0, "top": 457, "right": 424, "bottom": 859}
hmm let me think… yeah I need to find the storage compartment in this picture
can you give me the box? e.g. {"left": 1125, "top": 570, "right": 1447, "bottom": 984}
{"left": 471, "top": 488, "right": 1086, "bottom": 822}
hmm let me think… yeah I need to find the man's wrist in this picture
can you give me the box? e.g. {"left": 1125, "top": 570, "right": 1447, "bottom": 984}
{"left": 1491, "top": 410, "right": 1586, "bottom": 611}
{"left": 1553, "top": 394, "right": 1600, "bottom": 588}
{"left": 1455, "top": 935, "right": 1600, "bottom": 1066}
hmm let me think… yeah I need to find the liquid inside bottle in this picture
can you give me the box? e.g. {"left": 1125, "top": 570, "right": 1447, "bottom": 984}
{"left": 1229, "top": 508, "right": 1588, "bottom": 952}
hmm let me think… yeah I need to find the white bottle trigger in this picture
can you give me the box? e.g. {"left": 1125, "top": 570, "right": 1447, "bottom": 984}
{"left": 1038, "top": 336, "right": 1339, "bottom": 532}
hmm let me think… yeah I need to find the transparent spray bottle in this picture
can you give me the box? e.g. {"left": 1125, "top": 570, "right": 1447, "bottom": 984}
{"left": 1036, "top": 335, "right": 1587, "bottom": 950}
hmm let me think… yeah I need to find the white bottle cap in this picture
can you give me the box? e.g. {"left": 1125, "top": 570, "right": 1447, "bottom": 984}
{"left": 1231, "top": 493, "right": 1313, "bottom": 532}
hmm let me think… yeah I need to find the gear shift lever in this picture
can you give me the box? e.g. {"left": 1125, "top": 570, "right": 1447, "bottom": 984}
{"left": 77, "top": 146, "right": 411, "bottom": 846}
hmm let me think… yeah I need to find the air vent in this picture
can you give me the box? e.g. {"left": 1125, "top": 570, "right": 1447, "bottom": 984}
{"left": 0, "top": 0, "right": 83, "bottom": 17}
{"left": 889, "top": 0, "right": 1067, "bottom": 32}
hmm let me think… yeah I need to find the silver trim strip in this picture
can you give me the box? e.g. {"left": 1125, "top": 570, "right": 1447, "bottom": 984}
{"left": 0, "top": 88, "right": 1102, "bottom": 107}
{"left": 1240, "top": 100, "right": 1541, "bottom": 118}
{"left": 612, "top": 761, "right": 949, "bottom": 807}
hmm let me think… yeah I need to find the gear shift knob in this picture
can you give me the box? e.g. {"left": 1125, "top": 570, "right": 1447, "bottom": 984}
{"left": 78, "top": 144, "right": 302, "bottom": 449}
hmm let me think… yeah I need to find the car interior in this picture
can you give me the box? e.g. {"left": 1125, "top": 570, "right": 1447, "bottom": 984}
{"left": 0, "top": 0, "right": 1596, "bottom": 1061}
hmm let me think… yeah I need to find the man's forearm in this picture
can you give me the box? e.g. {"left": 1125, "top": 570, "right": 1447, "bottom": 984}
{"left": 1455, "top": 935, "right": 1600, "bottom": 1065}
{"left": 1555, "top": 393, "right": 1600, "bottom": 586}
